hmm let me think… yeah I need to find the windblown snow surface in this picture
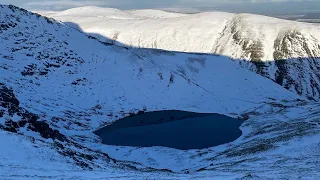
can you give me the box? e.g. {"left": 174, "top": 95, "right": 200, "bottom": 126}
{"left": 0, "top": 5, "right": 320, "bottom": 179}
{"left": 40, "top": 6, "right": 320, "bottom": 101}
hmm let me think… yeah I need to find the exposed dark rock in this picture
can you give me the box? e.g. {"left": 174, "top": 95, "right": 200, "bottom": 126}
{"left": 0, "top": 110, "right": 4, "bottom": 117}
{"left": 28, "top": 121, "right": 66, "bottom": 142}
{"left": 225, "top": 143, "right": 275, "bottom": 157}
{"left": 0, "top": 82, "right": 66, "bottom": 141}
{"left": 71, "top": 78, "right": 88, "bottom": 86}
{"left": 0, "top": 81, "right": 122, "bottom": 169}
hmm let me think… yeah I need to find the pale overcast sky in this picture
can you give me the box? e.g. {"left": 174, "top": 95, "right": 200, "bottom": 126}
{"left": 1, "top": 0, "right": 320, "bottom": 15}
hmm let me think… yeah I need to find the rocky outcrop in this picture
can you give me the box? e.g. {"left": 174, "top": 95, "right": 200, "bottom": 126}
{"left": 0, "top": 82, "right": 66, "bottom": 140}
{"left": 0, "top": 82, "right": 114, "bottom": 169}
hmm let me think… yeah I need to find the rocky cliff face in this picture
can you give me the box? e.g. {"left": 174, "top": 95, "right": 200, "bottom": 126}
{"left": 209, "top": 15, "right": 320, "bottom": 100}
{"left": 250, "top": 29, "right": 320, "bottom": 100}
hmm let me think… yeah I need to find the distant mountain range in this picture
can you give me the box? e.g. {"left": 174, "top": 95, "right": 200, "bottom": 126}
{"left": 277, "top": 12, "right": 320, "bottom": 23}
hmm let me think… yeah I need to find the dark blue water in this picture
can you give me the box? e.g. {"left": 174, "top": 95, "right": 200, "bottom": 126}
{"left": 95, "top": 111, "right": 243, "bottom": 150}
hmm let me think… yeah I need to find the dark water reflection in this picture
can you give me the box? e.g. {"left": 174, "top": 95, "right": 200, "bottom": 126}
{"left": 95, "top": 111, "right": 243, "bottom": 150}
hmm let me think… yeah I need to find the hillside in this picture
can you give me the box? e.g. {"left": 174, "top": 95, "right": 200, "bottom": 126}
{"left": 1, "top": 5, "right": 320, "bottom": 179}
{"left": 42, "top": 7, "right": 320, "bottom": 60}
{"left": 40, "top": 6, "right": 320, "bottom": 100}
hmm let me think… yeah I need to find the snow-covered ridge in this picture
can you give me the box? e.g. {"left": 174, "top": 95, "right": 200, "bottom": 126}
{"left": 38, "top": 6, "right": 320, "bottom": 100}
{"left": 1, "top": 5, "right": 320, "bottom": 179}
{"left": 39, "top": 6, "right": 320, "bottom": 60}
{"left": 34, "top": 6, "right": 187, "bottom": 20}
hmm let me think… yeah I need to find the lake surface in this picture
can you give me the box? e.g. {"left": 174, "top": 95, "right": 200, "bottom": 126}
{"left": 95, "top": 111, "right": 244, "bottom": 150}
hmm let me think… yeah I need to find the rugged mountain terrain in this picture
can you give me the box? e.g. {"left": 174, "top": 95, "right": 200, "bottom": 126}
{"left": 41, "top": 7, "right": 320, "bottom": 100}
{"left": 1, "top": 5, "right": 320, "bottom": 179}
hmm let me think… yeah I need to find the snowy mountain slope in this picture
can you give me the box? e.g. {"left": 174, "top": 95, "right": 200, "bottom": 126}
{"left": 50, "top": 6, "right": 138, "bottom": 20}
{"left": 126, "top": 9, "right": 186, "bottom": 19}
{"left": 34, "top": 6, "right": 186, "bottom": 20}
{"left": 0, "top": 5, "right": 299, "bottom": 126}
{"left": 1, "top": 5, "right": 320, "bottom": 179}
{"left": 42, "top": 6, "right": 320, "bottom": 60}
{"left": 40, "top": 6, "right": 320, "bottom": 100}
{"left": 0, "top": 131, "right": 195, "bottom": 179}
{"left": 45, "top": 8, "right": 233, "bottom": 51}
